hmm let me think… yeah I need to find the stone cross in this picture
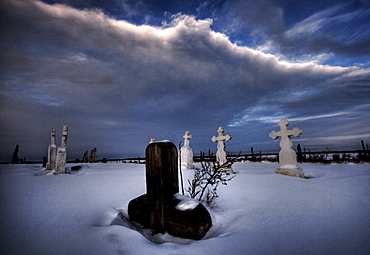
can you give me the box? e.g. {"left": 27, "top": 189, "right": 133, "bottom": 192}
{"left": 180, "top": 131, "right": 194, "bottom": 169}
{"left": 46, "top": 128, "right": 57, "bottom": 170}
{"left": 55, "top": 125, "right": 68, "bottom": 173}
{"left": 269, "top": 118, "right": 305, "bottom": 178}
{"left": 183, "top": 130, "right": 192, "bottom": 147}
{"left": 211, "top": 127, "right": 232, "bottom": 170}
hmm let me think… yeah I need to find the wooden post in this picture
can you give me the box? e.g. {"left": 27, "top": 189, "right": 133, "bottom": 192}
{"left": 146, "top": 142, "right": 178, "bottom": 233}
{"left": 297, "top": 144, "right": 302, "bottom": 162}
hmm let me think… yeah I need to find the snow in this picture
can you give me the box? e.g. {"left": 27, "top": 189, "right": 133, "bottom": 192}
{"left": 173, "top": 193, "right": 200, "bottom": 211}
{"left": 0, "top": 162, "right": 369, "bottom": 255}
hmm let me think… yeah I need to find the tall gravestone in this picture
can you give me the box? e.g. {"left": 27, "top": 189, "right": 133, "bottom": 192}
{"left": 179, "top": 131, "right": 194, "bottom": 169}
{"left": 11, "top": 145, "right": 20, "bottom": 164}
{"left": 269, "top": 118, "right": 305, "bottom": 178}
{"left": 211, "top": 127, "right": 233, "bottom": 173}
{"left": 46, "top": 128, "right": 57, "bottom": 170}
{"left": 55, "top": 125, "right": 68, "bottom": 174}
{"left": 89, "top": 148, "right": 98, "bottom": 163}
{"left": 93, "top": 148, "right": 98, "bottom": 163}
{"left": 82, "top": 150, "right": 89, "bottom": 163}
{"left": 128, "top": 141, "right": 212, "bottom": 240}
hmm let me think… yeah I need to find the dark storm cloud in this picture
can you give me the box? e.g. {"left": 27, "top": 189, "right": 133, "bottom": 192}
{"left": 0, "top": 0, "right": 369, "bottom": 161}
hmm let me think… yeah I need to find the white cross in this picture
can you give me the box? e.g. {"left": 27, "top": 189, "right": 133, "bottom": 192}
{"left": 212, "top": 127, "right": 232, "bottom": 146}
{"left": 212, "top": 127, "right": 232, "bottom": 166}
{"left": 182, "top": 131, "right": 192, "bottom": 147}
{"left": 269, "top": 118, "right": 302, "bottom": 150}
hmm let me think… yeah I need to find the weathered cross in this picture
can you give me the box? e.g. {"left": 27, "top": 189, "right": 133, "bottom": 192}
{"left": 46, "top": 128, "right": 57, "bottom": 170}
{"left": 269, "top": 118, "right": 305, "bottom": 176}
{"left": 61, "top": 125, "right": 68, "bottom": 147}
{"left": 211, "top": 127, "right": 232, "bottom": 166}
{"left": 182, "top": 130, "right": 192, "bottom": 147}
{"left": 269, "top": 118, "right": 302, "bottom": 151}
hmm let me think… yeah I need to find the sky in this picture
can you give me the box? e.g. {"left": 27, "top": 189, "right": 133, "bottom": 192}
{"left": 1, "top": 0, "right": 370, "bottom": 161}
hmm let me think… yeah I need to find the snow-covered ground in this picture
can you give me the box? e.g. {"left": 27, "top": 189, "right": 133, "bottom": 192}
{"left": 0, "top": 162, "right": 369, "bottom": 255}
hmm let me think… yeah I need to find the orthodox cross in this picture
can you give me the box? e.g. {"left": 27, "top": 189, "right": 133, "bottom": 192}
{"left": 269, "top": 118, "right": 302, "bottom": 150}
{"left": 212, "top": 127, "right": 232, "bottom": 150}
{"left": 211, "top": 127, "right": 232, "bottom": 166}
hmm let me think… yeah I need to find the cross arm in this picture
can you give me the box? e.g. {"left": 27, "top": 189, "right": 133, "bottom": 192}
{"left": 292, "top": 127, "right": 303, "bottom": 137}
{"left": 269, "top": 130, "right": 279, "bottom": 139}
{"left": 211, "top": 135, "right": 217, "bottom": 143}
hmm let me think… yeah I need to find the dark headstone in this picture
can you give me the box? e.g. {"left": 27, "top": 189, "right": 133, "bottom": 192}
{"left": 128, "top": 142, "right": 212, "bottom": 240}
{"left": 11, "top": 145, "right": 20, "bottom": 164}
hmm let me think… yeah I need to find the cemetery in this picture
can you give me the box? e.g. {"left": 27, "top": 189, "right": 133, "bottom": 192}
{"left": 1, "top": 0, "right": 369, "bottom": 254}
{"left": 1, "top": 120, "right": 369, "bottom": 254}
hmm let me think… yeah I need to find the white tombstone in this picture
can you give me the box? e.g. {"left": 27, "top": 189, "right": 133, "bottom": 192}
{"left": 46, "top": 128, "right": 57, "bottom": 170}
{"left": 269, "top": 118, "right": 305, "bottom": 178}
{"left": 55, "top": 125, "right": 68, "bottom": 173}
{"left": 211, "top": 127, "right": 233, "bottom": 173}
{"left": 179, "top": 131, "right": 194, "bottom": 169}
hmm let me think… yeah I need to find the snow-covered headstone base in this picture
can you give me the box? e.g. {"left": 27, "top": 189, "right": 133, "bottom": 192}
{"left": 128, "top": 193, "right": 212, "bottom": 240}
{"left": 275, "top": 165, "right": 305, "bottom": 178}
{"left": 46, "top": 169, "right": 70, "bottom": 175}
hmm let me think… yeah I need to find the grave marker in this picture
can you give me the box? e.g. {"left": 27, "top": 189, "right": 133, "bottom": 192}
{"left": 211, "top": 127, "right": 233, "bottom": 173}
{"left": 269, "top": 118, "right": 305, "bottom": 178}
{"left": 179, "top": 131, "right": 194, "bottom": 169}
{"left": 46, "top": 128, "right": 57, "bottom": 170}
{"left": 11, "top": 145, "right": 20, "bottom": 164}
{"left": 55, "top": 125, "right": 68, "bottom": 174}
{"left": 128, "top": 141, "right": 212, "bottom": 240}
{"left": 82, "top": 150, "right": 89, "bottom": 163}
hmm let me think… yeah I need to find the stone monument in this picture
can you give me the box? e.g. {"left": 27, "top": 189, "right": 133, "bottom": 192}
{"left": 11, "top": 145, "right": 20, "bottom": 164}
{"left": 89, "top": 148, "right": 98, "bottom": 163}
{"left": 82, "top": 150, "right": 89, "bottom": 163}
{"left": 128, "top": 141, "right": 212, "bottom": 240}
{"left": 211, "top": 127, "right": 233, "bottom": 173}
{"left": 92, "top": 148, "right": 98, "bottom": 163}
{"left": 46, "top": 128, "right": 57, "bottom": 170}
{"left": 179, "top": 130, "right": 194, "bottom": 169}
{"left": 269, "top": 118, "right": 305, "bottom": 178}
{"left": 55, "top": 125, "right": 68, "bottom": 174}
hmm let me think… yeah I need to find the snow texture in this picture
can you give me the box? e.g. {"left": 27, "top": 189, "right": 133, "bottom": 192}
{"left": 0, "top": 162, "right": 369, "bottom": 254}
{"left": 173, "top": 193, "right": 200, "bottom": 211}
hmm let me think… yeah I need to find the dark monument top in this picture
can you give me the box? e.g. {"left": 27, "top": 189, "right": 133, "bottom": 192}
{"left": 146, "top": 142, "right": 178, "bottom": 232}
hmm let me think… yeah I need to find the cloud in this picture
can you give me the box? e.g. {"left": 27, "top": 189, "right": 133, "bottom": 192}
{"left": 0, "top": 0, "right": 369, "bottom": 160}
{"left": 223, "top": 0, "right": 370, "bottom": 62}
